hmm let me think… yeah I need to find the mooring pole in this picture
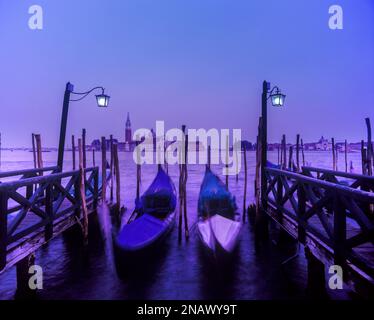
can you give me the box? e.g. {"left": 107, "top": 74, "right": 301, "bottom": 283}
{"left": 57, "top": 82, "right": 73, "bottom": 172}
{"left": 184, "top": 134, "right": 189, "bottom": 240}
{"left": 225, "top": 135, "right": 229, "bottom": 188}
{"left": 101, "top": 136, "right": 107, "bottom": 202}
{"left": 35, "top": 134, "right": 43, "bottom": 171}
{"left": 301, "top": 138, "right": 305, "bottom": 167}
{"left": 296, "top": 134, "right": 300, "bottom": 172}
{"left": 31, "top": 133, "right": 37, "bottom": 169}
{"left": 78, "top": 138, "right": 89, "bottom": 243}
{"left": 345, "top": 139, "right": 348, "bottom": 173}
{"left": 72, "top": 135, "right": 76, "bottom": 170}
{"left": 366, "top": 118, "right": 373, "bottom": 176}
{"left": 207, "top": 145, "right": 211, "bottom": 169}
{"left": 82, "top": 128, "right": 87, "bottom": 169}
{"left": 242, "top": 146, "right": 248, "bottom": 223}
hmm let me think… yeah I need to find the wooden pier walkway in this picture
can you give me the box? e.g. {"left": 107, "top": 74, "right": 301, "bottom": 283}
{"left": 262, "top": 166, "right": 374, "bottom": 295}
{"left": 0, "top": 165, "right": 109, "bottom": 275}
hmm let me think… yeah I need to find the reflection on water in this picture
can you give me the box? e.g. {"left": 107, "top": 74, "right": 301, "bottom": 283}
{"left": 0, "top": 150, "right": 359, "bottom": 299}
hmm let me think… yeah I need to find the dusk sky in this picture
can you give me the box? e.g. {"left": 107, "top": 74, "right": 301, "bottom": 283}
{"left": 0, "top": 0, "right": 373, "bottom": 147}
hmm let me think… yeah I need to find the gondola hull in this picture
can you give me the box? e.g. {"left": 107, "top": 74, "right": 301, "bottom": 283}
{"left": 114, "top": 167, "right": 176, "bottom": 275}
{"left": 197, "top": 214, "right": 241, "bottom": 260}
{"left": 196, "top": 167, "right": 242, "bottom": 261}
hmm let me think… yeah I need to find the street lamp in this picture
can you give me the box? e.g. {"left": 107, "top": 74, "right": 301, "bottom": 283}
{"left": 57, "top": 82, "right": 110, "bottom": 172}
{"left": 258, "top": 80, "right": 286, "bottom": 240}
{"left": 96, "top": 91, "right": 110, "bottom": 108}
{"left": 269, "top": 86, "right": 286, "bottom": 107}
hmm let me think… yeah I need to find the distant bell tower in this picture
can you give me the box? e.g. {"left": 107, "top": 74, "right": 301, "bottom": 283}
{"left": 125, "top": 112, "right": 132, "bottom": 144}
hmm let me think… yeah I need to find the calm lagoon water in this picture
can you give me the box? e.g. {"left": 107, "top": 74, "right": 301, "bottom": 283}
{"left": 0, "top": 150, "right": 362, "bottom": 300}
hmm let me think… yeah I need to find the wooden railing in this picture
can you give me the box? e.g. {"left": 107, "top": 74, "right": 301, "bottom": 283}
{"left": 0, "top": 167, "right": 100, "bottom": 271}
{"left": 0, "top": 166, "right": 59, "bottom": 180}
{"left": 302, "top": 166, "right": 374, "bottom": 192}
{"left": 264, "top": 167, "right": 374, "bottom": 281}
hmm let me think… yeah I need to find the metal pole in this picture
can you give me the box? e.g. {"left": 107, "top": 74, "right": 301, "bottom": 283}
{"left": 57, "top": 82, "right": 73, "bottom": 172}
{"left": 260, "top": 80, "right": 268, "bottom": 212}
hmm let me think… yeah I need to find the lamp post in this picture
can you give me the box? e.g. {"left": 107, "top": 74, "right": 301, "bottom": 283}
{"left": 57, "top": 82, "right": 110, "bottom": 172}
{"left": 259, "top": 80, "right": 285, "bottom": 237}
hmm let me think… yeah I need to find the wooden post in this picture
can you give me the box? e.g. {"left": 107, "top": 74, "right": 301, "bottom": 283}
{"left": 71, "top": 135, "right": 76, "bottom": 170}
{"left": 301, "top": 138, "right": 305, "bottom": 167}
{"left": 31, "top": 133, "right": 37, "bottom": 169}
{"left": 82, "top": 128, "right": 87, "bottom": 169}
{"left": 16, "top": 253, "right": 36, "bottom": 298}
{"left": 101, "top": 137, "right": 107, "bottom": 201}
{"left": 74, "top": 169, "right": 81, "bottom": 218}
{"left": 333, "top": 195, "right": 346, "bottom": 267}
{"left": 366, "top": 118, "right": 373, "bottom": 176}
{"left": 332, "top": 138, "right": 336, "bottom": 171}
{"left": 0, "top": 191, "right": 8, "bottom": 271}
{"left": 110, "top": 135, "right": 114, "bottom": 202}
{"left": 164, "top": 138, "right": 168, "bottom": 174}
{"left": 225, "top": 135, "right": 229, "bottom": 188}
{"left": 277, "top": 144, "right": 280, "bottom": 166}
{"left": 113, "top": 144, "right": 121, "bottom": 209}
{"left": 296, "top": 134, "right": 300, "bottom": 172}
{"left": 297, "top": 183, "right": 306, "bottom": 243}
{"left": 34, "top": 134, "right": 43, "bottom": 195}
{"left": 178, "top": 126, "right": 186, "bottom": 243}
{"left": 207, "top": 145, "right": 211, "bottom": 169}
{"left": 184, "top": 135, "right": 189, "bottom": 240}
{"left": 235, "top": 141, "right": 239, "bottom": 182}
{"left": 93, "top": 167, "right": 99, "bottom": 210}
{"left": 34, "top": 134, "right": 43, "bottom": 171}
{"left": 282, "top": 134, "right": 287, "bottom": 169}
{"left": 78, "top": 138, "right": 89, "bottom": 242}
{"left": 345, "top": 140, "right": 348, "bottom": 173}
{"left": 361, "top": 140, "right": 367, "bottom": 175}
{"left": 92, "top": 149, "right": 96, "bottom": 167}
{"left": 45, "top": 184, "right": 53, "bottom": 240}
{"left": 276, "top": 176, "right": 283, "bottom": 222}
{"left": 242, "top": 146, "right": 247, "bottom": 223}
{"left": 0, "top": 132, "right": 2, "bottom": 169}
{"left": 136, "top": 135, "right": 141, "bottom": 202}
{"left": 255, "top": 133, "right": 260, "bottom": 213}
{"left": 288, "top": 146, "right": 293, "bottom": 170}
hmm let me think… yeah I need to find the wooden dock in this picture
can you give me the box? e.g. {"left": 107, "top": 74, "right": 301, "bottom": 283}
{"left": 261, "top": 165, "right": 374, "bottom": 296}
{"left": 0, "top": 165, "right": 110, "bottom": 280}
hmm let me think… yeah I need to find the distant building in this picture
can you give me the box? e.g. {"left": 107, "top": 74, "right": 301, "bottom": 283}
{"left": 124, "top": 112, "right": 136, "bottom": 151}
{"left": 316, "top": 136, "right": 331, "bottom": 151}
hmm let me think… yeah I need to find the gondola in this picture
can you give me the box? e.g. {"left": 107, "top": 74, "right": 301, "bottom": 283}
{"left": 115, "top": 166, "right": 177, "bottom": 256}
{"left": 196, "top": 167, "right": 241, "bottom": 259}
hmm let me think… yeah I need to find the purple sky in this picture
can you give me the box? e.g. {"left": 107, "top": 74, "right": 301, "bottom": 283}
{"left": 0, "top": 0, "right": 373, "bottom": 147}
